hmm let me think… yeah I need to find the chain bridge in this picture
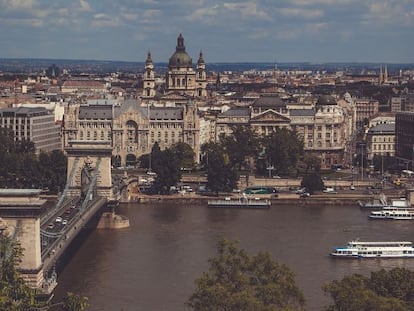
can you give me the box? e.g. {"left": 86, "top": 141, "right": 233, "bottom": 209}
{"left": 0, "top": 140, "right": 122, "bottom": 294}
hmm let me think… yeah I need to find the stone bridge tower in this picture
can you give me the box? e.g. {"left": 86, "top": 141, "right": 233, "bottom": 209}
{"left": 65, "top": 140, "right": 113, "bottom": 199}
{"left": 0, "top": 189, "right": 46, "bottom": 289}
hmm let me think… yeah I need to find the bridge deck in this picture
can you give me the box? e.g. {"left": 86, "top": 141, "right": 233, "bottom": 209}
{"left": 41, "top": 198, "right": 107, "bottom": 274}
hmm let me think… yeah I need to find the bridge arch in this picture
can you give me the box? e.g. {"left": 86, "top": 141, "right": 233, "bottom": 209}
{"left": 65, "top": 140, "right": 113, "bottom": 199}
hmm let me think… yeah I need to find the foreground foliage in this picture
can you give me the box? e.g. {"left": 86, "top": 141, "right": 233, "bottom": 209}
{"left": 323, "top": 268, "right": 414, "bottom": 311}
{"left": 186, "top": 239, "right": 305, "bottom": 311}
{"left": 0, "top": 231, "right": 88, "bottom": 311}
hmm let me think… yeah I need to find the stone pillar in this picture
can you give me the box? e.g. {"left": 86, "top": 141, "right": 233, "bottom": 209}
{"left": 65, "top": 140, "right": 113, "bottom": 198}
{"left": 0, "top": 189, "right": 46, "bottom": 289}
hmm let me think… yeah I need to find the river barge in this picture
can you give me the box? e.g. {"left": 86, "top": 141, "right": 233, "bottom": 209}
{"left": 207, "top": 196, "right": 271, "bottom": 209}
{"left": 369, "top": 208, "right": 414, "bottom": 220}
{"left": 331, "top": 240, "right": 414, "bottom": 258}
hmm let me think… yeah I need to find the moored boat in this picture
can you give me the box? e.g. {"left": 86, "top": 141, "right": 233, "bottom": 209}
{"left": 369, "top": 208, "right": 414, "bottom": 220}
{"left": 359, "top": 195, "right": 410, "bottom": 209}
{"left": 207, "top": 196, "right": 271, "bottom": 209}
{"left": 331, "top": 240, "right": 414, "bottom": 258}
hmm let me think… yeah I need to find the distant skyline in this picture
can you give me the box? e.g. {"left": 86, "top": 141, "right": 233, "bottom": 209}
{"left": 0, "top": 0, "right": 413, "bottom": 64}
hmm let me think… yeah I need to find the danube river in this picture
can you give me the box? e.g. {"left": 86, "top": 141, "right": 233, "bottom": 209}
{"left": 53, "top": 202, "right": 414, "bottom": 310}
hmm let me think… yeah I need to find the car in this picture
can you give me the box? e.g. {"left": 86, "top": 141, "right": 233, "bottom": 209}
{"left": 62, "top": 219, "right": 68, "bottom": 225}
{"left": 323, "top": 187, "right": 338, "bottom": 194}
{"left": 55, "top": 216, "right": 63, "bottom": 223}
{"left": 47, "top": 223, "right": 54, "bottom": 229}
{"left": 65, "top": 208, "right": 71, "bottom": 214}
{"left": 350, "top": 185, "right": 356, "bottom": 190}
{"left": 300, "top": 192, "right": 311, "bottom": 198}
{"left": 295, "top": 187, "right": 307, "bottom": 194}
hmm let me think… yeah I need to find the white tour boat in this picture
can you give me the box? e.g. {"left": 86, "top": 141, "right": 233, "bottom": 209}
{"left": 331, "top": 240, "right": 414, "bottom": 258}
{"left": 369, "top": 208, "right": 414, "bottom": 220}
{"left": 207, "top": 195, "right": 271, "bottom": 209}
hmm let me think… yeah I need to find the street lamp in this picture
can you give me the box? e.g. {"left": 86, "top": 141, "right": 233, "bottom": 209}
{"left": 267, "top": 166, "right": 274, "bottom": 178}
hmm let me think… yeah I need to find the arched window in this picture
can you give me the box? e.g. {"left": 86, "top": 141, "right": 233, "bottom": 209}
{"left": 126, "top": 120, "right": 139, "bottom": 143}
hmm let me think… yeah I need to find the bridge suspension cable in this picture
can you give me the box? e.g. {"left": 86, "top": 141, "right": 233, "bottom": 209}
{"left": 56, "top": 157, "right": 80, "bottom": 209}
{"left": 80, "top": 157, "right": 101, "bottom": 212}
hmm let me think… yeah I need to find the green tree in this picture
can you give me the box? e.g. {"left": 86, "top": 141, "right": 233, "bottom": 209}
{"left": 0, "top": 229, "right": 89, "bottom": 311}
{"left": 170, "top": 142, "right": 196, "bottom": 170}
{"left": 262, "top": 128, "right": 304, "bottom": 176}
{"left": 203, "top": 143, "right": 238, "bottom": 194}
{"left": 323, "top": 268, "right": 414, "bottom": 311}
{"left": 0, "top": 129, "right": 66, "bottom": 193}
{"left": 300, "top": 173, "right": 324, "bottom": 194}
{"left": 151, "top": 148, "right": 181, "bottom": 194}
{"left": 220, "top": 125, "right": 259, "bottom": 170}
{"left": 301, "top": 153, "right": 321, "bottom": 173}
{"left": 186, "top": 239, "right": 305, "bottom": 311}
{"left": 150, "top": 142, "right": 162, "bottom": 172}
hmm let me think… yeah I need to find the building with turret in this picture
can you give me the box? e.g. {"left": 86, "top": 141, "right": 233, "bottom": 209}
{"left": 62, "top": 34, "right": 205, "bottom": 167}
{"left": 142, "top": 33, "right": 207, "bottom": 101}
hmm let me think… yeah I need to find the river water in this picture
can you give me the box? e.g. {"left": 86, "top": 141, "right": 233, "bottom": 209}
{"left": 53, "top": 202, "right": 414, "bottom": 311}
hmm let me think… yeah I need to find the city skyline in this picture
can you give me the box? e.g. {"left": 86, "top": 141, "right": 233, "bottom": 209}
{"left": 0, "top": 0, "right": 413, "bottom": 64}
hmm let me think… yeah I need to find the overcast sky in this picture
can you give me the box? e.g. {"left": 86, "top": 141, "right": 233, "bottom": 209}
{"left": 1, "top": 0, "right": 413, "bottom": 63}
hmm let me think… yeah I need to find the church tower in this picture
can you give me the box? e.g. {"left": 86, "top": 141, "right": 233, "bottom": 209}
{"left": 142, "top": 51, "right": 155, "bottom": 98}
{"left": 379, "top": 64, "right": 383, "bottom": 85}
{"left": 166, "top": 34, "right": 196, "bottom": 96}
{"left": 196, "top": 51, "right": 207, "bottom": 97}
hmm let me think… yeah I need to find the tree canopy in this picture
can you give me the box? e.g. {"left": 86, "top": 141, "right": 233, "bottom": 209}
{"left": 300, "top": 173, "right": 324, "bottom": 194}
{"left": 0, "top": 230, "right": 88, "bottom": 311}
{"left": 261, "top": 128, "right": 304, "bottom": 176}
{"left": 323, "top": 268, "right": 414, "bottom": 311}
{"left": 186, "top": 239, "right": 305, "bottom": 311}
{"left": 220, "top": 125, "right": 259, "bottom": 170}
{"left": 0, "top": 129, "right": 67, "bottom": 193}
{"left": 170, "top": 142, "right": 196, "bottom": 170}
{"left": 202, "top": 142, "right": 238, "bottom": 194}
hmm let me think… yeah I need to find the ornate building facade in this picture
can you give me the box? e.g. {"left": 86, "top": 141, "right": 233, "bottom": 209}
{"left": 63, "top": 34, "right": 204, "bottom": 167}
{"left": 210, "top": 95, "right": 354, "bottom": 169}
{"left": 62, "top": 99, "right": 199, "bottom": 167}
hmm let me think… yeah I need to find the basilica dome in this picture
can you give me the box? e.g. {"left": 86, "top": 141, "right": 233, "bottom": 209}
{"left": 169, "top": 33, "right": 192, "bottom": 67}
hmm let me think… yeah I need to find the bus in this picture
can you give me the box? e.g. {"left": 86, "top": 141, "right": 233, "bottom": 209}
{"left": 243, "top": 186, "right": 278, "bottom": 195}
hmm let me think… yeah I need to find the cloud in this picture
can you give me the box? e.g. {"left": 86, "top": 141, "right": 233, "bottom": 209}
{"left": 79, "top": 0, "right": 92, "bottom": 12}
{"left": 279, "top": 7, "right": 323, "bottom": 18}
{"left": 367, "top": 1, "right": 414, "bottom": 25}
{"left": 291, "top": 0, "right": 356, "bottom": 5}
{"left": 0, "top": 0, "right": 36, "bottom": 10}
{"left": 186, "top": 5, "right": 218, "bottom": 21}
{"left": 92, "top": 13, "right": 119, "bottom": 27}
{"left": 223, "top": 2, "right": 271, "bottom": 20}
